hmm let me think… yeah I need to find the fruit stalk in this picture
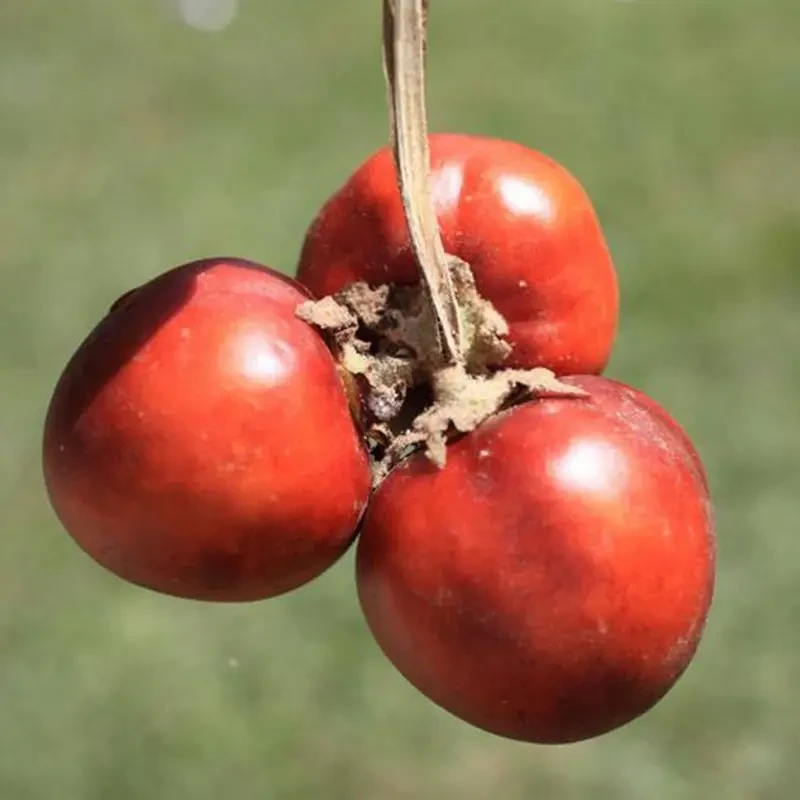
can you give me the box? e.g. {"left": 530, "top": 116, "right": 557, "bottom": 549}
{"left": 297, "top": 0, "right": 589, "bottom": 477}
{"left": 381, "top": 0, "right": 463, "bottom": 366}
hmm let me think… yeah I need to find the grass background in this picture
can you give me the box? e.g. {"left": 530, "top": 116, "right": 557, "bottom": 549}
{"left": 1, "top": 0, "right": 798, "bottom": 797}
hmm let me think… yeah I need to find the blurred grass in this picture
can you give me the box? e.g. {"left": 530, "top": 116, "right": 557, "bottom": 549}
{"left": 1, "top": 0, "right": 799, "bottom": 797}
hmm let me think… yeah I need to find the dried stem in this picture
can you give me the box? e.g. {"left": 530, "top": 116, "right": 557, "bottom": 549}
{"left": 299, "top": 1, "right": 587, "bottom": 482}
{"left": 382, "top": 0, "right": 463, "bottom": 366}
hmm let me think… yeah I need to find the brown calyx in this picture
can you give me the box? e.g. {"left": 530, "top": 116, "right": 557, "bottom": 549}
{"left": 298, "top": 259, "right": 584, "bottom": 485}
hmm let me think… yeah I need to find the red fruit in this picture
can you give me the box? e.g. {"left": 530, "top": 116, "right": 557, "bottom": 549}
{"left": 43, "top": 258, "right": 371, "bottom": 602}
{"left": 356, "top": 375, "right": 715, "bottom": 744}
{"left": 297, "top": 133, "right": 618, "bottom": 374}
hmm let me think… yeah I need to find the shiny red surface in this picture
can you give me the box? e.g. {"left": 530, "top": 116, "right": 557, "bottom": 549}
{"left": 357, "top": 375, "right": 715, "bottom": 743}
{"left": 608, "top": 378, "right": 709, "bottom": 490}
{"left": 297, "top": 133, "right": 618, "bottom": 374}
{"left": 111, "top": 257, "right": 311, "bottom": 313}
{"left": 43, "top": 259, "right": 371, "bottom": 602}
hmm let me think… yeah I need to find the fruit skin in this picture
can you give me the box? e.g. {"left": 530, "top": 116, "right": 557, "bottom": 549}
{"left": 297, "top": 133, "right": 618, "bottom": 375}
{"left": 43, "top": 258, "right": 371, "bottom": 602}
{"left": 356, "top": 375, "right": 715, "bottom": 744}
{"left": 607, "top": 379, "right": 710, "bottom": 491}
{"left": 110, "top": 256, "right": 311, "bottom": 313}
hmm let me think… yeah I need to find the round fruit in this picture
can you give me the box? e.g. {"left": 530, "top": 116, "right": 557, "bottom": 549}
{"left": 356, "top": 375, "right": 715, "bottom": 744}
{"left": 297, "top": 133, "right": 618, "bottom": 374}
{"left": 43, "top": 258, "right": 371, "bottom": 602}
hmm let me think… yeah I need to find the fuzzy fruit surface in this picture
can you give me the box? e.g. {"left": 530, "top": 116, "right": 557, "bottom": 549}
{"left": 356, "top": 375, "right": 715, "bottom": 744}
{"left": 43, "top": 258, "right": 371, "bottom": 602}
{"left": 297, "top": 133, "right": 619, "bottom": 375}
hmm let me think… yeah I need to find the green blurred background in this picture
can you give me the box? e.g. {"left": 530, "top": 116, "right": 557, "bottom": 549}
{"left": 1, "top": 0, "right": 798, "bottom": 797}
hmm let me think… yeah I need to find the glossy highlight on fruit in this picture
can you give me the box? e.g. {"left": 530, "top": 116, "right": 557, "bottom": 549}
{"left": 43, "top": 258, "right": 371, "bottom": 602}
{"left": 297, "top": 133, "right": 619, "bottom": 374}
{"left": 356, "top": 375, "right": 715, "bottom": 744}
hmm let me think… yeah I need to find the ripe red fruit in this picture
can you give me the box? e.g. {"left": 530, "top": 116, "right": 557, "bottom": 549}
{"left": 356, "top": 375, "right": 715, "bottom": 744}
{"left": 43, "top": 258, "right": 371, "bottom": 602}
{"left": 297, "top": 133, "right": 618, "bottom": 374}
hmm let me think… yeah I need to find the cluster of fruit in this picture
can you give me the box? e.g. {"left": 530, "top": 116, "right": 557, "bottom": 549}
{"left": 42, "top": 132, "right": 715, "bottom": 745}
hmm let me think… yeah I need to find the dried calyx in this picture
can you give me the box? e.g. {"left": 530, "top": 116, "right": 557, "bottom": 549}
{"left": 297, "top": 0, "right": 583, "bottom": 484}
{"left": 297, "top": 259, "right": 581, "bottom": 484}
